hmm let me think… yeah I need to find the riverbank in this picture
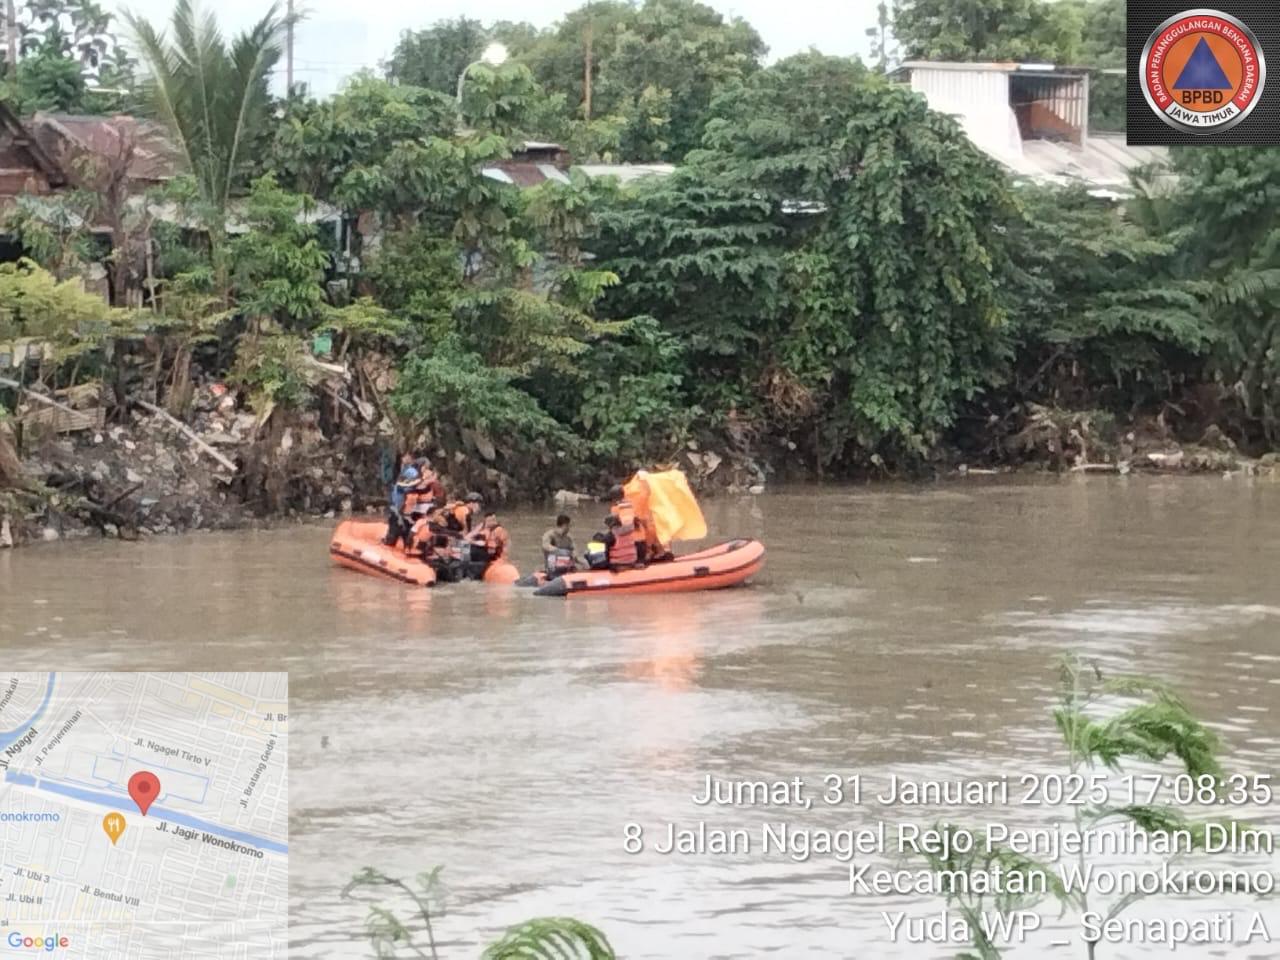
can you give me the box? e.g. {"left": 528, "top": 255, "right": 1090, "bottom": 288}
{"left": 3, "top": 390, "right": 1277, "bottom": 549}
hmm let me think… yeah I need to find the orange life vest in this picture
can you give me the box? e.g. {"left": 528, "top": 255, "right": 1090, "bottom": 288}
{"left": 608, "top": 527, "right": 637, "bottom": 567}
{"left": 483, "top": 525, "right": 509, "bottom": 560}
{"left": 437, "top": 501, "right": 476, "bottom": 533}
{"left": 457, "top": 503, "right": 477, "bottom": 531}
{"left": 611, "top": 498, "right": 636, "bottom": 533}
{"left": 404, "top": 478, "right": 444, "bottom": 514}
{"left": 407, "top": 517, "right": 431, "bottom": 554}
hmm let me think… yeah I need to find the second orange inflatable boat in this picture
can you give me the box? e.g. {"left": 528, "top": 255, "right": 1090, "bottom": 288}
{"left": 532, "top": 538, "right": 765, "bottom": 597}
{"left": 329, "top": 519, "right": 520, "bottom": 586}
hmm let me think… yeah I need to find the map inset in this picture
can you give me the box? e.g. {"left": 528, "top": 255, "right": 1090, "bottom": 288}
{"left": 0, "top": 673, "right": 287, "bottom": 958}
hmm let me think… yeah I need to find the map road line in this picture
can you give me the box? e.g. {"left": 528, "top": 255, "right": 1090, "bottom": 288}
{"left": 3, "top": 770, "right": 289, "bottom": 854}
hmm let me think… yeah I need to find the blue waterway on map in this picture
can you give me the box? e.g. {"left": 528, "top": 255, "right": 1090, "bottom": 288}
{"left": 0, "top": 673, "right": 56, "bottom": 748}
{"left": 4, "top": 771, "right": 288, "bottom": 854}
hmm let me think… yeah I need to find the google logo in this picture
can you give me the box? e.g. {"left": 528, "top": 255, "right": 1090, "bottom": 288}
{"left": 6, "top": 933, "right": 69, "bottom": 951}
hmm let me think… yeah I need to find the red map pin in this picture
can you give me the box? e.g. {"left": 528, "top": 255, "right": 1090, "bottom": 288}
{"left": 128, "top": 771, "right": 161, "bottom": 816}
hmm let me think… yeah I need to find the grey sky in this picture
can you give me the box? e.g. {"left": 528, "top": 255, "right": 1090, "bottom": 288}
{"left": 110, "top": 0, "right": 881, "bottom": 96}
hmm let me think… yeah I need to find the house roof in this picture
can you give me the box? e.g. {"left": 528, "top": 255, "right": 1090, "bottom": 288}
{"left": 896, "top": 60, "right": 1092, "bottom": 75}
{"left": 479, "top": 160, "right": 680, "bottom": 188}
{"left": 1015, "top": 135, "right": 1169, "bottom": 195}
{"left": 575, "top": 163, "right": 677, "bottom": 183}
{"left": 30, "top": 113, "right": 182, "bottom": 182}
{"left": 0, "top": 102, "right": 66, "bottom": 187}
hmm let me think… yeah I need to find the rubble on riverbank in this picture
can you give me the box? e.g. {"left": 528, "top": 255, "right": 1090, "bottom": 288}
{"left": 2, "top": 387, "right": 1276, "bottom": 549}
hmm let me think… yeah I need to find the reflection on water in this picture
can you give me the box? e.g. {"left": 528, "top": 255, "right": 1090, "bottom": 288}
{"left": 2, "top": 476, "right": 1278, "bottom": 958}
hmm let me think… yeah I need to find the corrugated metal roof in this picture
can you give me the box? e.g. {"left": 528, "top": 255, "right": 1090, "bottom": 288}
{"left": 1019, "top": 135, "right": 1168, "bottom": 189}
{"left": 574, "top": 163, "right": 677, "bottom": 183}
{"left": 536, "top": 163, "right": 571, "bottom": 184}
{"left": 897, "top": 60, "right": 1090, "bottom": 74}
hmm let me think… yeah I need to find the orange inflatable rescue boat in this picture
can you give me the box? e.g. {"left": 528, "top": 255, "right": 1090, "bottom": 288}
{"left": 533, "top": 537, "right": 765, "bottom": 597}
{"left": 534, "top": 469, "right": 765, "bottom": 596}
{"left": 329, "top": 520, "right": 519, "bottom": 587}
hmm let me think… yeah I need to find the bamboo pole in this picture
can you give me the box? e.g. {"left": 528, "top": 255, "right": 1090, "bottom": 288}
{"left": 130, "top": 397, "right": 238, "bottom": 475}
{"left": 285, "top": 0, "right": 294, "bottom": 93}
{"left": 0, "top": 376, "right": 83, "bottom": 419}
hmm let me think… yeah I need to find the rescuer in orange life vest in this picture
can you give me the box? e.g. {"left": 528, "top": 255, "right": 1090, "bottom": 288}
{"left": 430, "top": 491, "right": 483, "bottom": 536}
{"left": 399, "top": 463, "right": 447, "bottom": 559}
{"left": 609, "top": 481, "right": 670, "bottom": 563}
{"left": 607, "top": 484, "right": 649, "bottom": 566}
{"left": 406, "top": 463, "right": 445, "bottom": 511}
{"left": 466, "top": 510, "right": 510, "bottom": 565}
{"left": 601, "top": 513, "right": 637, "bottom": 571}
{"left": 384, "top": 452, "right": 434, "bottom": 548}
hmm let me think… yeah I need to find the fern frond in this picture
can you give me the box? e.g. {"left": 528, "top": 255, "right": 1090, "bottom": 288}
{"left": 481, "top": 917, "right": 615, "bottom": 960}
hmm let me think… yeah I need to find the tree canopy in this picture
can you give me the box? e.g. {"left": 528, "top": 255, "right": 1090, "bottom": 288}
{"left": 8, "top": 0, "right": 1280, "bottom": 490}
{"left": 1, "top": 0, "right": 137, "bottom": 112}
{"left": 893, "top": 0, "right": 1084, "bottom": 63}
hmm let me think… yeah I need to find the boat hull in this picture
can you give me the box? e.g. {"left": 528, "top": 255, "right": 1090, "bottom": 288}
{"left": 329, "top": 520, "right": 522, "bottom": 587}
{"left": 329, "top": 520, "right": 437, "bottom": 586}
{"left": 533, "top": 538, "right": 765, "bottom": 597}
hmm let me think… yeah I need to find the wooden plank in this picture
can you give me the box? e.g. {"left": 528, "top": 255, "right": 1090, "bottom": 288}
{"left": 17, "top": 404, "right": 104, "bottom": 433}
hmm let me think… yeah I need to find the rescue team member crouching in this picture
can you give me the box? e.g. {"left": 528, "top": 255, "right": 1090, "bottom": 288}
{"left": 456, "top": 492, "right": 484, "bottom": 533}
{"left": 601, "top": 513, "right": 637, "bottom": 571}
{"left": 413, "top": 492, "right": 486, "bottom": 578}
{"left": 541, "top": 514, "right": 577, "bottom": 576}
{"left": 467, "top": 511, "right": 510, "bottom": 566}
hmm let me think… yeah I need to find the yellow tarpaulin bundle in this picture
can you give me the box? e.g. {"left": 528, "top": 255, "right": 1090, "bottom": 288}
{"left": 624, "top": 469, "right": 707, "bottom": 545}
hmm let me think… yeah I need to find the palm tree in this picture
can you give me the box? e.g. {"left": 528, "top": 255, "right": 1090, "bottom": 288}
{"left": 124, "top": 0, "right": 286, "bottom": 236}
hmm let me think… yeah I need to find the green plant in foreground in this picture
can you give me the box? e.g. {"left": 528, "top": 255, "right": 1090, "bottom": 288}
{"left": 345, "top": 866, "right": 615, "bottom": 960}
{"left": 921, "top": 654, "right": 1252, "bottom": 960}
{"left": 480, "top": 918, "right": 614, "bottom": 959}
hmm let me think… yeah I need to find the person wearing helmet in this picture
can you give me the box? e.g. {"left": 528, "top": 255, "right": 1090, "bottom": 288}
{"left": 459, "top": 492, "right": 484, "bottom": 533}
{"left": 460, "top": 510, "right": 509, "bottom": 578}
{"left": 383, "top": 452, "right": 421, "bottom": 547}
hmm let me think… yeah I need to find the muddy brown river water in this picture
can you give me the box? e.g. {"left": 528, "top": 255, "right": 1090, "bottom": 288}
{"left": 2, "top": 477, "right": 1278, "bottom": 958}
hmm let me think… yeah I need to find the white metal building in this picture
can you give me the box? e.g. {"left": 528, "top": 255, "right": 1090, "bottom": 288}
{"left": 893, "top": 61, "right": 1168, "bottom": 197}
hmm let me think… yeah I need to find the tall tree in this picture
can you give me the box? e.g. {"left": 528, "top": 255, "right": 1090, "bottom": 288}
{"left": 1075, "top": 0, "right": 1126, "bottom": 131}
{"left": 598, "top": 53, "right": 1016, "bottom": 467}
{"left": 1, "top": 0, "right": 137, "bottom": 111}
{"left": 894, "top": 0, "right": 1083, "bottom": 63}
{"left": 515, "top": 0, "right": 765, "bottom": 161}
{"left": 384, "top": 17, "right": 488, "bottom": 95}
{"left": 1152, "top": 148, "right": 1280, "bottom": 444}
{"left": 268, "top": 73, "right": 457, "bottom": 202}
{"left": 124, "top": 0, "right": 286, "bottom": 228}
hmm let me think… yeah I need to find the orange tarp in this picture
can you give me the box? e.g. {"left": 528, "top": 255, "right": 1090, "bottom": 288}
{"left": 624, "top": 469, "right": 707, "bottom": 545}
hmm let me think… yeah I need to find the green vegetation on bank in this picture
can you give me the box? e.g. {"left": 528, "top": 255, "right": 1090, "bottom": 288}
{"left": 1, "top": 0, "right": 1278, "bottom": 514}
